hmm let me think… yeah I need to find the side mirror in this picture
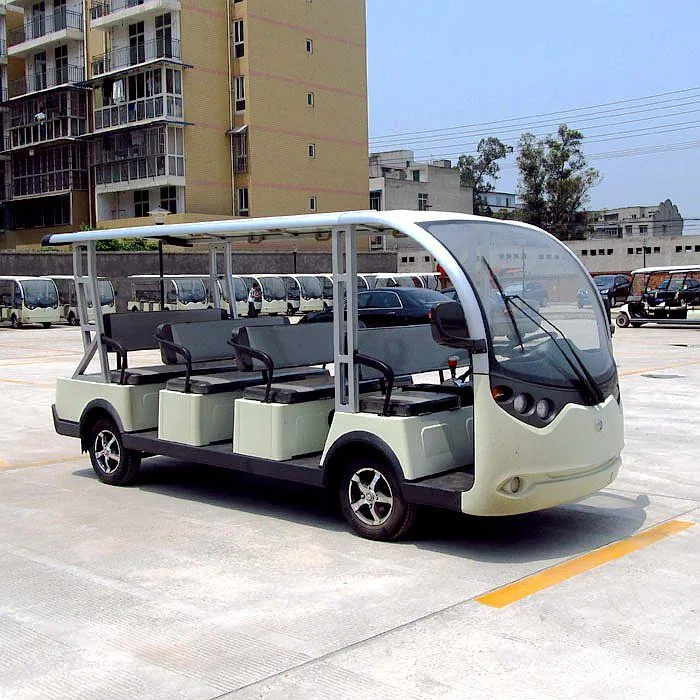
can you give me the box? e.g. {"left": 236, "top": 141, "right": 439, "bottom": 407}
{"left": 430, "top": 301, "right": 487, "bottom": 353}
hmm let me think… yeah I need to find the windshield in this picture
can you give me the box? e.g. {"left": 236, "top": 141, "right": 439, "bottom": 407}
{"left": 175, "top": 279, "right": 206, "bottom": 304}
{"left": 21, "top": 280, "right": 59, "bottom": 308}
{"left": 319, "top": 276, "right": 333, "bottom": 299}
{"left": 284, "top": 277, "right": 300, "bottom": 300}
{"left": 594, "top": 276, "right": 615, "bottom": 287}
{"left": 98, "top": 280, "right": 115, "bottom": 306}
{"left": 260, "top": 277, "right": 286, "bottom": 300}
{"left": 420, "top": 220, "right": 615, "bottom": 388}
{"left": 298, "top": 276, "right": 322, "bottom": 298}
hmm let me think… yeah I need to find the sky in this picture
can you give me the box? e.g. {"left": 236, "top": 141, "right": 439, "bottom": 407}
{"left": 366, "top": 0, "right": 700, "bottom": 224}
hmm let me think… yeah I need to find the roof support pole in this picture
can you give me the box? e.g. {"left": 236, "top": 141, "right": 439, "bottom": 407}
{"left": 332, "top": 224, "right": 359, "bottom": 414}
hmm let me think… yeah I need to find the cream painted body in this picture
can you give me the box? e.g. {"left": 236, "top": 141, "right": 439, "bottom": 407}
{"left": 461, "top": 374, "right": 624, "bottom": 516}
{"left": 1, "top": 305, "right": 60, "bottom": 325}
{"left": 158, "top": 389, "right": 243, "bottom": 446}
{"left": 321, "top": 407, "right": 475, "bottom": 481}
{"left": 233, "top": 398, "right": 335, "bottom": 461}
{"left": 56, "top": 377, "right": 163, "bottom": 432}
{"left": 62, "top": 303, "right": 115, "bottom": 323}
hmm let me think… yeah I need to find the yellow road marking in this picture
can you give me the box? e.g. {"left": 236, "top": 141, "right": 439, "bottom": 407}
{"left": 0, "top": 454, "right": 85, "bottom": 471}
{"left": 0, "top": 377, "right": 55, "bottom": 388}
{"left": 476, "top": 520, "right": 694, "bottom": 608}
{"left": 620, "top": 359, "right": 700, "bottom": 377}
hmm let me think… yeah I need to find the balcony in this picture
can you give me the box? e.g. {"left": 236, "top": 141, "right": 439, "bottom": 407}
{"left": 91, "top": 38, "right": 181, "bottom": 77}
{"left": 10, "top": 65, "right": 85, "bottom": 97}
{"left": 8, "top": 9, "right": 84, "bottom": 57}
{"left": 90, "top": 0, "right": 180, "bottom": 30}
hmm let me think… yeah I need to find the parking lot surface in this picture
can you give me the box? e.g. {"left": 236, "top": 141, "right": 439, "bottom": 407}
{"left": 0, "top": 323, "right": 698, "bottom": 699}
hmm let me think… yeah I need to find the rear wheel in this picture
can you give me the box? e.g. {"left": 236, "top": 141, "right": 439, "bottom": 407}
{"left": 88, "top": 418, "right": 141, "bottom": 486}
{"left": 338, "top": 457, "right": 416, "bottom": 541}
{"left": 10, "top": 314, "right": 21, "bottom": 329}
{"left": 67, "top": 311, "right": 78, "bottom": 326}
{"left": 616, "top": 312, "right": 631, "bottom": 328}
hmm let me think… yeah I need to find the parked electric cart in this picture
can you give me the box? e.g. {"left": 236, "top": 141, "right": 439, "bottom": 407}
{"left": 52, "top": 276, "right": 116, "bottom": 325}
{"left": 46, "top": 211, "right": 623, "bottom": 541}
{"left": 0, "top": 276, "right": 60, "bottom": 328}
{"left": 128, "top": 275, "right": 208, "bottom": 312}
{"left": 241, "top": 275, "right": 287, "bottom": 315}
{"left": 617, "top": 264, "right": 700, "bottom": 328}
{"left": 284, "top": 274, "right": 325, "bottom": 314}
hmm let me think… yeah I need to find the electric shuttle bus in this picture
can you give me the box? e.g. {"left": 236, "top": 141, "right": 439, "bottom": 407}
{"left": 128, "top": 275, "right": 208, "bottom": 312}
{"left": 46, "top": 211, "right": 623, "bottom": 541}
{"left": 52, "top": 276, "right": 116, "bottom": 325}
{"left": 0, "top": 276, "right": 60, "bottom": 328}
{"left": 285, "top": 274, "right": 325, "bottom": 314}
{"left": 241, "top": 274, "right": 287, "bottom": 315}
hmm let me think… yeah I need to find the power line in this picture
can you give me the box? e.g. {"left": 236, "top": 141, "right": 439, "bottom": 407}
{"left": 369, "top": 85, "right": 700, "bottom": 142}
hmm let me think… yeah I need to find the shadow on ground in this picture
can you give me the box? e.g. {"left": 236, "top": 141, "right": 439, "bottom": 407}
{"left": 74, "top": 456, "right": 650, "bottom": 566}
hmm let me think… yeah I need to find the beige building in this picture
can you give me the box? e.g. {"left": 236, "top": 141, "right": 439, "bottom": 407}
{"left": 0, "top": 0, "right": 368, "bottom": 248}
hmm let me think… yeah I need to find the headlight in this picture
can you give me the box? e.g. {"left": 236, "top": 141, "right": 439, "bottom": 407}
{"left": 513, "top": 393, "right": 533, "bottom": 414}
{"left": 535, "top": 399, "right": 554, "bottom": 420}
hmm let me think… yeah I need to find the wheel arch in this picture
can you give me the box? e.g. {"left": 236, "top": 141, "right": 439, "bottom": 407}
{"left": 79, "top": 399, "right": 125, "bottom": 451}
{"left": 322, "top": 431, "right": 405, "bottom": 492}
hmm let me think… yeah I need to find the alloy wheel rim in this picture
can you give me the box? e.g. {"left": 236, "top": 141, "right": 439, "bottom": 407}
{"left": 93, "top": 430, "right": 121, "bottom": 474}
{"left": 348, "top": 467, "right": 393, "bottom": 526}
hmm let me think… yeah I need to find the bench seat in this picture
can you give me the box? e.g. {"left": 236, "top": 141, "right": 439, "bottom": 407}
{"left": 109, "top": 359, "right": 236, "bottom": 386}
{"left": 360, "top": 390, "right": 460, "bottom": 417}
{"left": 166, "top": 366, "right": 328, "bottom": 395}
{"left": 243, "top": 375, "right": 385, "bottom": 404}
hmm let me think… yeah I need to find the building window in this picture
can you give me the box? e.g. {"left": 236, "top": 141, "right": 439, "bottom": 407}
{"left": 232, "top": 128, "right": 248, "bottom": 173}
{"left": 418, "top": 193, "right": 429, "bottom": 211}
{"left": 306, "top": 91, "right": 314, "bottom": 107}
{"left": 54, "top": 44, "right": 68, "bottom": 84}
{"left": 308, "top": 143, "right": 315, "bottom": 158}
{"left": 590, "top": 250, "right": 597, "bottom": 256}
{"left": 401, "top": 256, "right": 408, "bottom": 263}
{"left": 160, "top": 186, "right": 177, "bottom": 214}
{"left": 636, "top": 248, "right": 642, "bottom": 254}
{"left": 653, "top": 247, "right": 661, "bottom": 254}
{"left": 581, "top": 250, "right": 588, "bottom": 256}
{"left": 598, "top": 249, "right": 605, "bottom": 255}
{"left": 134, "top": 189, "right": 149, "bottom": 217}
{"left": 305, "top": 38, "right": 313, "bottom": 54}
{"left": 661, "top": 224, "right": 667, "bottom": 233}
{"left": 686, "top": 246, "right": 692, "bottom": 252}
{"left": 424, "top": 256, "right": 430, "bottom": 263}
{"left": 639, "top": 225, "right": 648, "bottom": 234}
{"left": 607, "top": 249, "right": 613, "bottom": 255}
{"left": 234, "top": 75, "right": 245, "bottom": 111}
{"left": 309, "top": 196, "right": 317, "bottom": 211}
{"left": 412, "top": 170, "right": 420, "bottom": 182}
{"left": 155, "top": 13, "right": 173, "bottom": 59}
{"left": 627, "top": 248, "right": 634, "bottom": 254}
{"left": 676, "top": 245, "right": 682, "bottom": 253}
{"left": 233, "top": 19, "right": 244, "bottom": 58}
{"left": 129, "top": 21, "right": 146, "bottom": 65}
{"left": 369, "top": 190, "right": 382, "bottom": 211}
{"left": 624, "top": 225, "right": 632, "bottom": 234}
{"left": 696, "top": 245, "right": 700, "bottom": 252}
{"left": 167, "top": 125, "right": 185, "bottom": 176}
{"left": 236, "top": 187, "right": 249, "bottom": 216}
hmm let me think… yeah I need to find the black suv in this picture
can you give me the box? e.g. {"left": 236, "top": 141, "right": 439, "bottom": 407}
{"left": 593, "top": 275, "right": 631, "bottom": 306}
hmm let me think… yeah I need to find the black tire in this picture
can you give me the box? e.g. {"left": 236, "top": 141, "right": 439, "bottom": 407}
{"left": 87, "top": 418, "right": 141, "bottom": 486}
{"left": 287, "top": 303, "right": 295, "bottom": 316}
{"left": 616, "top": 313, "right": 630, "bottom": 328}
{"left": 10, "top": 314, "right": 21, "bottom": 329}
{"left": 41, "top": 322, "right": 52, "bottom": 329}
{"left": 338, "top": 456, "right": 416, "bottom": 541}
{"left": 67, "top": 312, "right": 78, "bottom": 326}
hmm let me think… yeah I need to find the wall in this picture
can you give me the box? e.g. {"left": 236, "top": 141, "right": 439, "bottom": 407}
{"left": 0, "top": 249, "right": 396, "bottom": 310}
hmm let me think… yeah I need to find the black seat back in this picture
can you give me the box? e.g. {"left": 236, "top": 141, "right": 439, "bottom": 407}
{"left": 158, "top": 316, "right": 289, "bottom": 364}
{"left": 357, "top": 325, "right": 469, "bottom": 379}
{"left": 103, "top": 309, "right": 224, "bottom": 353}
{"left": 233, "top": 323, "right": 334, "bottom": 371}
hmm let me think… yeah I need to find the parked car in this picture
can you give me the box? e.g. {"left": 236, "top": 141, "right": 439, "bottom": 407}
{"left": 502, "top": 280, "right": 548, "bottom": 307}
{"left": 592, "top": 274, "right": 631, "bottom": 306}
{"left": 298, "top": 287, "right": 451, "bottom": 327}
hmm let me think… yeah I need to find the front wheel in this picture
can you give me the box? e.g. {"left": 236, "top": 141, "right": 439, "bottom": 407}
{"left": 287, "top": 303, "right": 296, "bottom": 316}
{"left": 88, "top": 418, "right": 141, "bottom": 486}
{"left": 338, "top": 457, "right": 416, "bottom": 541}
{"left": 616, "top": 312, "right": 631, "bottom": 328}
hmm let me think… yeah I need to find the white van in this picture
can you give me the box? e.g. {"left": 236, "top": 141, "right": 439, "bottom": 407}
{"left": 52, "top": 276, "right": 116, "bottom": 325}
{"left": 0, "top": 276, "right": 60, "bottom": 328}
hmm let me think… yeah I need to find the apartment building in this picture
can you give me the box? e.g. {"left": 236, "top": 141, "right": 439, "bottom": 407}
{"left": 0, "top": 0, "right": 369, "bottom": 248}
{"left": 587, "top": 199, "right": 684, "bottom": 239}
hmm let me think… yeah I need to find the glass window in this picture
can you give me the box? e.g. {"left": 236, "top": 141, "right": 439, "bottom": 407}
{"left": 134, "top": 189, "right": 149, "bottom": 217}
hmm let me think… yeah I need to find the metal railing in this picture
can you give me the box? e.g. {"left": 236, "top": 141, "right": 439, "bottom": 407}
{"left": 9, "top": 9, "right": 83, "bottom": 47}
{"left": 94, "top": 154, "right": 167, "bottom": 186}
{"left": 90, "top": 0, "right": 173, "bottom": 21}
{"left": 91, "top": 38, "right": 181, "bottom": 76}
{"left": 233, "top": 154, "right": 248, "bottom": 174}
{"left": 11, "top": 65, "right": 85, "bottom": 97}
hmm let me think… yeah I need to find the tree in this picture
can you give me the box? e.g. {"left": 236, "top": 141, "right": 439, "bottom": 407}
{"left": 457, "top": 137, "right": 510, "bottom": 216}
{"left": 516, "top": 124, "right": 600, "bottom": 239}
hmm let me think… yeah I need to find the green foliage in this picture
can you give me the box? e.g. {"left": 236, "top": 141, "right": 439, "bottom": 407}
{"left": 94, "top": 238, "right": 158, "bottom": 252}
{"left": 457, "top": 137, "right": 511, "bottom": 215}
{"left": 516, "top": 124, "right": 601, "bottom": 239}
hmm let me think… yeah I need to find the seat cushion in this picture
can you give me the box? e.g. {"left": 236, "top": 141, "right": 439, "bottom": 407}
{"left": 406, "top": 382, "right": 474, "bottom": 405}
{"left": 111, "top": 359, "right": 238, "bottom": 386}
{"left": 243, "top": 375, "right": 383, "bottom": 404}
{"left": 360, "top": 390, "right": 460, "bottom": 417}
{"left": 166, "top": 367, "right": 328, "bottom": 395}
